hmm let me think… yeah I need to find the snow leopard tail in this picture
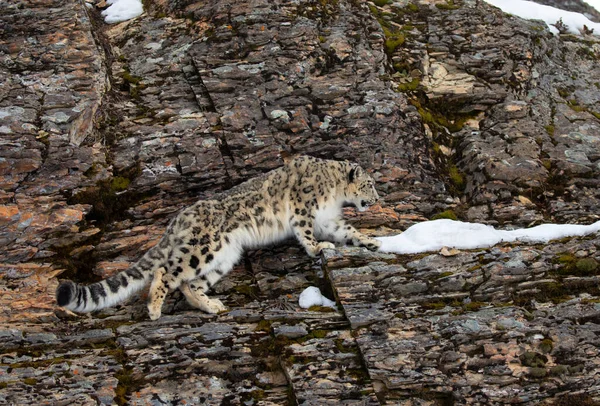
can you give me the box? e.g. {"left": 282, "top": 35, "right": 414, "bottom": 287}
{"left": 56, "top": 242, "right": 168, "bottom": 313}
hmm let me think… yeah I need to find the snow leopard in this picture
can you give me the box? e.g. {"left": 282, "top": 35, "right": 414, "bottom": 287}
{"left": 56, "top": 156, "right": 382, "bottom": 320}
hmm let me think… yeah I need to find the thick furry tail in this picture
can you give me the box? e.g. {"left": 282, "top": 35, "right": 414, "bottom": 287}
{"left": 56, "top": 243, "right": 167, "bottom": 313}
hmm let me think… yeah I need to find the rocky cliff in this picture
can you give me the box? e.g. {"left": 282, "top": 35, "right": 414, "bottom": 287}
{"left": 1, "top": 0, "right": 600, "bottom": 404}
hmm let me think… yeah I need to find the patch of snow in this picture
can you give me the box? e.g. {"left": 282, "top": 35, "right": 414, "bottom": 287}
{"left": 298, "top": 286, "right": 337, "bottom": 309}
{"left": 484, "top": 0, "right": 600, "bottom": 35}
{"left": 102, "top": 0, "right": 143, "bottom": 24}
{"left": 377, "top": 219, "right": 600, "bottom": 254}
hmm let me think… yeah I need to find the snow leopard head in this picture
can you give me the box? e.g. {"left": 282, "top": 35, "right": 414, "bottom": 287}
{"left": 345, "top": 164, "right": 379, "bottom": 212}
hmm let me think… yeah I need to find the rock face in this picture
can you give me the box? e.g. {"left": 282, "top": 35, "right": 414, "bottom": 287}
{"left": 1, "top": 0, "right": 600, "bottom": 404}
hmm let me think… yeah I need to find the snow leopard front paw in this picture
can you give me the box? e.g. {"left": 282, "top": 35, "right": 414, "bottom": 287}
{"left": 359, "top": 238, "right": 381, "bottom": 252}
{"left": 148, "top": 303, "right": 162, "bottom": 321}
{"left": 201, "top": 297, "right": 228, "bottom": 314}
{"left": 316, "top": 241, "right": 335, "bottom": 254}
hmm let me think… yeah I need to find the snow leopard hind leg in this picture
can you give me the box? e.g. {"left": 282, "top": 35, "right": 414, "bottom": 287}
{"left": 179, "top": 269, "right": 228, "bottom": 314}
{"left": 147, "top": 236, "right": 239, "bottom": 319}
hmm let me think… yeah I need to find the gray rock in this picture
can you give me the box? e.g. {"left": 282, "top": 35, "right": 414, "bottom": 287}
{"left": 1, "top": 0, "right": 600, "bottom": 404}
{"left": 273, "top": 324, "right": 308, "bottom": 338}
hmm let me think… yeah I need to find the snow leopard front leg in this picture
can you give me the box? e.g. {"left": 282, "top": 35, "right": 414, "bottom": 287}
{"left": 290, "top": 212, "right": 334, "bottom": 258}
{"left": 317, "top": 219, "right": 381, "bottom": 251}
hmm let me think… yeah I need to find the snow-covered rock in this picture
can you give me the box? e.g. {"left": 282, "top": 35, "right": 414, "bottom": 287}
{"left": 377, "top": 219, "right": 600, "bottom": 254}
{"left": 484, "top": 0, "right": 600, "bottom": 35}
{"left": 298, "top": 287, "right": 337, "bottom": 309}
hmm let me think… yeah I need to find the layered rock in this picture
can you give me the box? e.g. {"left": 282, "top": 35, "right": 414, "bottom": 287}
{"left": 377, "top": 0, "right": 600, "bottom": 225}
{"left": 1, "top": 0, "right": 600, "bottom": 404}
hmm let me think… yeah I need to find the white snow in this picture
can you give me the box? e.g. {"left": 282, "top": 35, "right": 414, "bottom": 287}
{"left": 484, "top": 0, "right": 600, "bottom": 35}
{"left": 102, "top": 0, "right": 143, "bottom": 24}
{"left": 377, "top": 219, "right": 600, "bottom": 255}
{"left": 298, "top": 286, "right": 337, "bottom": 309}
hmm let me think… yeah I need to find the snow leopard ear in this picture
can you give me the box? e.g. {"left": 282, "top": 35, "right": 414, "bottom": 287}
{"left": 348, "top": 165, "right": 362, "bottom": 183}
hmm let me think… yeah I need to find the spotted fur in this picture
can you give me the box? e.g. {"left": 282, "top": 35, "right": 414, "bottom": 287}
{"left": 56, "top": 156, "right": 381, "bottom": 320}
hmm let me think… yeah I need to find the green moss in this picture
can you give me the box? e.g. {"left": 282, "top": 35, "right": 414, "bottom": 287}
{"left": 396, "top": 77, "right": 420, "bottom": 92}
{"left": 121, "top": 71, "right": 141, "bottom": 86}
{"left": 542, "top": 159, "right": 552, "bottom": 170}
{"left": 334, "top": 338, "right": 358, "bottom": 354}
{"left": 22, "top": 378, "right": 37, "bottom": 385}
{"left": 435, "top": 0, "right": 460, "bottom": 10}
{"left": 308, "top": 329, "right": 328, "bottom": 339}
{"left": 307, "top": 305, "right": 335, "bottom": 312}
{"left": 557, "top": 87, "right": 572, "bottom": 98}
{"left": 435, "top": 271, "right": 454, "bottom": 279}
{"left": 544, "top": 125, "right": 555, "bottom": 136}
{"left": 404, "top": 3, "right": 418, "bottom": 12}
{"left": 373, "top": 0, "right": 390, "bottom": 6}
{"left": 528, "top": 367, "right": 547, "bottom": 378}
{"left": 463, "top": 301, "right": 486, "bottom": 312}
{"left": 252, "top": 336, "right": 293, "bottom": 358}
{"left": 392, "top": 62, "right": 410, "bottom": 73}
{"left": 568, "top": 364, "right": 584, "bottom": 374}
{"left": 414, "top": 100, "right": 476, "bottom": 133}
{"left": 120, "top": 70, "right": 144, "bottom": 100}
{"left": 421, "top": 301, "right": 447, "bottom": 310}
{"left": 130, "top": 86, "right": 141, "bottom": 100}
{"left": 234, "top": 284, "right": 259, "bottom": 297}
{"left": 418, "top": 107, "right": 434, "bottom": 124}
{"left": 318, "top": 35, "right": 326, "bottom": 43}
{"left": 520, "top": 351, "right": 547, "bottom": 368}
{"left": 0, "top": 382, "right": 7, "bottom": 389}
{"left": 567, "top": 99, "right": 586, "bottom": 112}
{"left": 249, "top": 389, "right": 266, "bottom": 400}
{"left": 384, "top": 34, "right": 405, "bottom": 55}
{"left": 431, "top": 210, "right": 458, "bottom": 221}
{"left": 448, "top": 165, "right": 466, "bottom": 191}
{"left": 553, "top": 253, "right": 599, "bottom": 277}
{"left": 110, "top": 176, "right": 130, "bottom": 192}
{"left": 576, "top": 258, "right": 599, "bottom": 273}
{"left": 557, "top": 253, "right": 576, "bottom": 264}
{"left": 1, "top": 356, "right": 67, "bottom": 369}
{"left": 255, "top": 319, "right": 273, "bottom": 333}
{"left": 540, "top": 338, "right": 553, "bottom": 354}
{"left": 114, "top": 366, "right": 134, "bottom": 406}
{"left": 550, "top": 365, "right": 568, "bottom": 376}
